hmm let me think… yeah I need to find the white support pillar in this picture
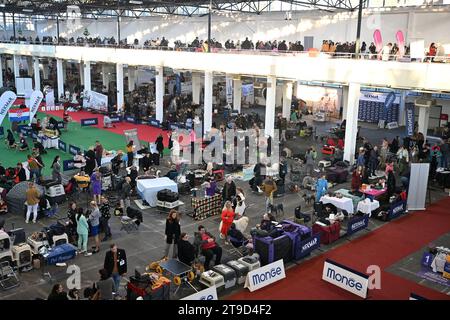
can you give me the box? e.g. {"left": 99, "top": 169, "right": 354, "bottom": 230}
{"left": 13, "top": 55, "right": 20, "bottom": 88}
{"left": 128, "top": 66, "right": 136, "bottom": 92}
{"left": 33, "top": 57, "right": 40, "bottom": 91}
{"left": 192, "top": 72, "right": 201, "bottom": 105}
{"left": 102, "top": 64, "right": 110, "bottom": 90}
{"left": 233, "top": 78, "right": 242, "bottom": 113}
{"left": 116, "top": 63, "right": 124, "bottom": 111}
{"left": 56, "top": 59, "right": 64, "bottom": 99}
{"left": 418, "top": 106, "right": 430, "bottom": 140}
{"left": 79, "top": 62, "right": 84, "bottom": 86}
{"left": 343, "top": 83, "right": 361, "bottom": 165}
{"left": 62, "top": 62, "right": 67, "bottom": 82}
{"left": 0, "top": 55, "right": 4, "bottom": 88}
{"left": 293, "top": 81, "right": 298, "bottom": 98}
{"left": 83, "top": 61, "right": 91, "bottom": 92}
{"left": 341, "top": 85, "right": 349, "bottom": 120}
{"left": 42, "top": 62, "right": 49, "bottom": 80}
{"left": 155, "top": 66, "right": 164, "bottom": 122}
{"left": 282, "top": 82, "right": 293, "bottom": 119}
{"left": 265, "top": 76, "right": 277, "bottom": 138}
{"left": 204, "top": 71, "right": 213, "bottom": 135}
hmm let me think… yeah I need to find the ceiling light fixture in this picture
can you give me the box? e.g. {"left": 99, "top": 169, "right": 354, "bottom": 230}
{"left": 129, "top": 0, "right": 143, "bottom": 4}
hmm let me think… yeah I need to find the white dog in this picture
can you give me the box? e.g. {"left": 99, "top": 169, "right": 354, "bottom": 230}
{"left": 219, "top": 216, "right": 249, "bottom": 235}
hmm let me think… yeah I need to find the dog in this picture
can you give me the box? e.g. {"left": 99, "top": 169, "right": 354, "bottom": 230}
{"left": 219, "top": 216, "right": 249, "bottom": 235}
{"left": 268, "top": 203, "right": 284, "bottom": 217}
{"left": 302, "top": 193, "right": 315, "bottom": 206}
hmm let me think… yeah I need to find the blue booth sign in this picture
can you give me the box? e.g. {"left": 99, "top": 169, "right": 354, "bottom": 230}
{"left": 69, "top": 144, "right": 81, "bottom": 156}
{"left": 149, "top": 118, "right": 161, "bottom": 128}
{"left": 58, "top": 140, "right": 67, "bottom": 152}
{"left": 346, "top": 215, "right": 369, "bottom": 236}
{"left": 421, "top": 252, "right": 434, "bottom": 268}
{"left": 0, "top": 126, "right": 3, "bottom": 136}
{"left": 109, "top": 115, "right": 122, "bottom": 123}
{"left": 18, "top": 125, "right": 32, "bottom": 136}
{"left": 125, "top": 116, "right": 135, "bottom": 123}
{"left": 31, "top": 132, "right": 37, "bottom": 139}
{"left": 170, "top": 123, "right": 180, "bottom": 130}
{"left": 63, "top": 159, "right": 75, "bottom": 171}
{"left": 405, "top": 103, "right": 415, "bottom": 137}
{"left": 80, "top": 118, "right": 98, "bottom": 126}
{"left": 297, "top": 234, "right": 321, "bottom": 259}
{"left": 57, "top": 121, "right": 65, "bottom": 129}
{"left": 388, "top": 201, "right": 405, "bottom": 221}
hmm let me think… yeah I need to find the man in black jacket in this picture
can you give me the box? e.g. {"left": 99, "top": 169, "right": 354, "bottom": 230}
{"left": 177, "top": 233, "right": 196, "bottom": 266}
{"left": 104, "top": 244, "right": 127, "bottom": 293}
{"left": 100, "top": 197, "right": 112, "bottom": 242}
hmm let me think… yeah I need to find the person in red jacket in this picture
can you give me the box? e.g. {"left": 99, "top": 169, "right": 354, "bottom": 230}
{"left": 220, "top": 200, "right": 235, "bottom": 240}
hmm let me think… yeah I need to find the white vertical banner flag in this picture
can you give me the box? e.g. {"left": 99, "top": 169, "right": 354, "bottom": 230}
{"left": 0, "top": 91, "right": 18, "bottom": 126}
{"left": 225, "top": 76, "right": 233, "bottom": 104}
{"left": 29, "top": 90, "right": 44, "bottom": 124}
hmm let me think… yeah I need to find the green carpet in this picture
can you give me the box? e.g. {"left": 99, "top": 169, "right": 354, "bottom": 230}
{"left": 0, "top": 112, "right": 156, "bottom": 176}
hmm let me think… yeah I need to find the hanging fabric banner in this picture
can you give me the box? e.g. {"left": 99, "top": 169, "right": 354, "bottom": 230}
{"left": 29, "top": 90, "right": 44, "bottom": 124}
{"left": 396, "top": 30, "right": 405, "bottom": 58}
{"left": 226, "top": 76, "right": 233, "bottom": 104}
{"left": 405, "top": 102, "right": 415, "bottom": 137}
{"left": 0, "top": 91, "right": 18, "bottom": 126}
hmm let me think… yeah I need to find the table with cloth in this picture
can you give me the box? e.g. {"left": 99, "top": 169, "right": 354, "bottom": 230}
{"left": 38, "top": 135, "right": 59, "bottom": 149}
{"left": 360, "top": 187, "right": 387, "bottom": 201}
{"left": 356, "top": 198, "right": 380, "bottom": 217}
{"left": 320, "top": 195, "right": 354, "bottom": 214}
{"left": 335, "top": 189, "right": 364, "bottom": 212}
{"left": 137, "top": 177, "right": 178, "bottom": 207}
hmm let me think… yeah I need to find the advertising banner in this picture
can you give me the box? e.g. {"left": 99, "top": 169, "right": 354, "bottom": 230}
{"left": 346, "top": 215, "right": 369, "bottom": 236}
{"left": 63, "top": 160, "right": 75, "bottom": 171}
{"left": 405, "top": 102, "right": 415, "bottom": 136}
{"left": 360, "top": 92, "right": 400, "bottom": 104}
{"left": 58, "top": 140, "right": 67, "bottom": 152}
{"left": 181, "top": 286, "right": 218, "bottom": 301}
{"left": 83, "top": 90, "right": 108, "bottom": 112}
{"left": 297, "top": 234, "right": 321, "bottom": 259}
{"left": 80, "top": 118, "right": 99, "bottom": 126}
{"left": 226, "top": 76, "right": 233, "bottom": 104}
{"left": 322, "top": 259, "right": 369, "bottom": 299}
{"left": 388, "top": 200, "right": 405, "bottom": 220}
{"left": 0, "top": 91, "right": 18, "bottom": 126}
{"left": 69, "top": 144, "right": 81, "bottom": 156}
{"left": 407, "top": 163, "right": 430, "bottom": 211}
{"left": 28, "top": 90, "right": 44, "bottom": 124}
{"left": 244, "top": 259, "right": 286, "bottom": 292}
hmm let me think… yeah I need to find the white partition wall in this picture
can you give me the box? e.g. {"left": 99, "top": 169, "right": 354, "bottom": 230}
{"left": 116, "top": 63, "right": 124, "bottom": 110}
{"left": 155, "top": 65, "right": 164, "bottom": 122}
{"left": 265, "top": 76, "right": 277, "bottom": 138}
{"left": 343, "top": 83, "right": 361, "bottom": 165}
{"left": 204, "top": 71, "right": 213, "bottom": 135}
{"left": 282, "top": 82, "right": 293, "bottom": 119}
{"left": 33, "top": 57, "right": 40, "bottom": 91}
{"left": 233, "top": 77, "right": 242, "bottom": 113}
{"left": 84, "top": 61, "right": 91, "bottom": 92}
{"left": 418, "top": 106, "right": 430, "bottom": 140}
{"left": 56, "top": 59, "right": 64, "bottom": 99}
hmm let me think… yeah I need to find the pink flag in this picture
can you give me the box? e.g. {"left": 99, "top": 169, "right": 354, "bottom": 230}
{"left": 396, "top": 30, "right": 405, "bottom": 57}
{"left": 373, "top": 29, "right": 383, "bottom": 52}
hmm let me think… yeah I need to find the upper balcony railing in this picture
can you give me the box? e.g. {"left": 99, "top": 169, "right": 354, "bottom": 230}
{"left": 1, "top": 41, "right": 450, "bottom": 92}
{"left": 1, "top": 40, "right": 449, "bottom": 63}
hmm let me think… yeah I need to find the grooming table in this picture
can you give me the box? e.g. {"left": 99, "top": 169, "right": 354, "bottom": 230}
{"left": 136, "top": 177, "right": 178, "bottom": 207}
{"left": 158, "top": 259, "right": 197, "bottom": 295}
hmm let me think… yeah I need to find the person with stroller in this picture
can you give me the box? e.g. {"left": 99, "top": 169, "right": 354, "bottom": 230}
{"left": 100, "top": 196, "right": 112, "bottom": 242}
{"left": 177, "top": 233, "right": 196, "bottom": 266}
{"left": 195, "top": 225, "right": 222, "bottom": 270}
{"left": 164, "top": 209, "right": 181, "bottom": 259}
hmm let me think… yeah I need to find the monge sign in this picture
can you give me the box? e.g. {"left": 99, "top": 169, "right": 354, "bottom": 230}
{"left": 322, "top": 259, "right": 369, "bottom": 298}
{"left": 244, "top": 259, "right": 286, "bottom": 292}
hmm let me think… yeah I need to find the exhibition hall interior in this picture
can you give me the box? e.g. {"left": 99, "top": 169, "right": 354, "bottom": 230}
{"left": 0, "top": 0, "right": 450, "bottom": 302}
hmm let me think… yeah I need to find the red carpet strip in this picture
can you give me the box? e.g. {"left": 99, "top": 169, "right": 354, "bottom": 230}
{"left": 228, "top": 197, "right": 450, "bottom": 300}
{"left": 43, "top": 109, "right": 169, "bottom": 145}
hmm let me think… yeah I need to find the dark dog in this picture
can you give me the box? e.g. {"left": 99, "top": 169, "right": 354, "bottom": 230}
{"left": 268, "top": 203, "right": 284, "bottom": 217}
{"left": 302, "top": 193, "right": 315, "bottom": 206}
